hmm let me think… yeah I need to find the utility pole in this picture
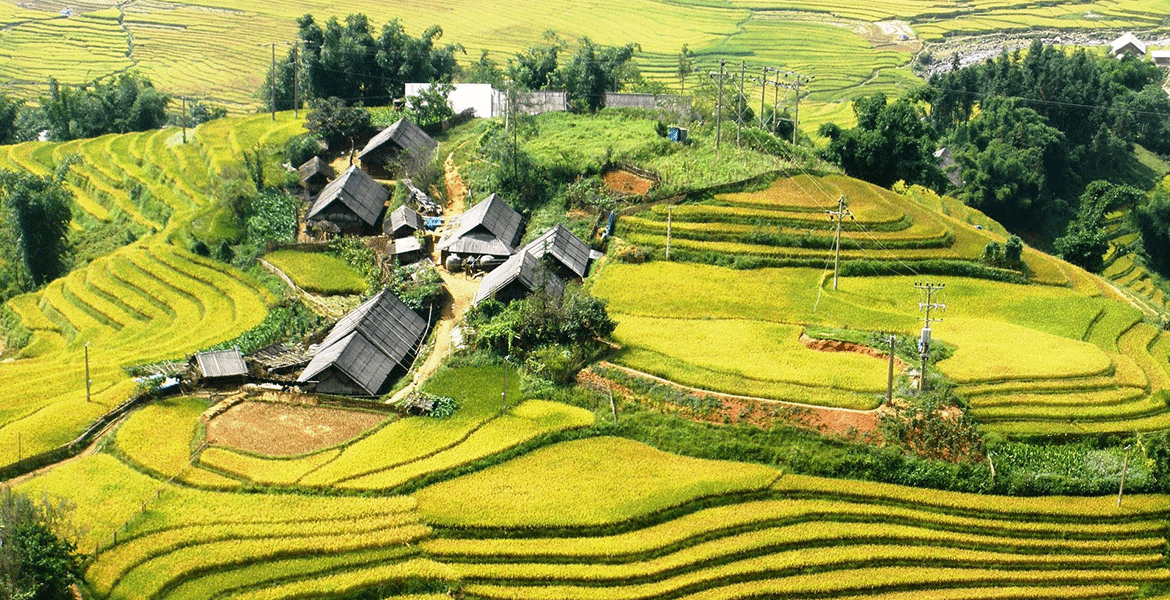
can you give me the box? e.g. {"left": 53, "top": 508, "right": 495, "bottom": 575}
{"left": 85, "top": 341, "right": 91, "bottom": 403}
{"left": 665, "top": 205, "right": 673, "bottom": 261}
{"left": 759, "top": 66, "right": 768, "bottom": 128}
{"left": 293, "top": 40, "right": 300, "bottom": 118}
{"left": 886, "top": 334, "right": 896, "bottom": 403}
{"left": 772, "top": 70, "right": 811, "bottom": 145}
{"left": 1118, "top": 444, "right": 1132, "bottom": 508}
{"left": 914, "top": 282, "right": 946, "bottom": 392}
{"left": 827, "top": 195, "right": 853, "bottom": 291}
{"left": 709, "top": 59, "right": 727, "bottom": 151}
{"left": 737, "top": 61, "right": 746, "bottom": 147}
{"left": 181, "top": 96, "right": 187, "bottom": 144}
{"left": 270, "top": 42, "right": 276, "bottom": 121}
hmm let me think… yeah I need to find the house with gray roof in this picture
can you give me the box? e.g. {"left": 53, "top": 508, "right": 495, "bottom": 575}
{"left": 473, "top": 249, "right": 566, "bottom": 305}
{"left": 357, "top": 117, "right": 437, "bottom": 177}
{"left": 305, "top": 166, "right": 389, "bottom": 236}
{"left": 437, "top": 193, "right": 523, "bottom": 265}
{"left": 297, "top": 156, "right": 335, "bottom": 194}
{"left": 297, "top": 289, "right": 427, "bottom": 396}
{"left": 191, "top": 348, "right": 248, "bottom": 386}
{"left": 1110, "top": 33, "right": 1147, "bottom": 57}
{"left": 384, "top": 205, "right": 425, "bottom": 238}
{"left": 522, "top": 224, "right": 593, "bottom": 280}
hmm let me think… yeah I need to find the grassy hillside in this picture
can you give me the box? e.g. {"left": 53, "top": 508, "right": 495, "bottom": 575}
{"left": 0, "top": 112, "right": 304, "bottom": 465}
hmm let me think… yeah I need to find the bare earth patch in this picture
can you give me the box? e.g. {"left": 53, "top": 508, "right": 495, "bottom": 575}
{"left": 207, "top": 401, "right": 388, "bottom": 456}
{"left": 603, "top": 169, "right": 654, "bottom": 196}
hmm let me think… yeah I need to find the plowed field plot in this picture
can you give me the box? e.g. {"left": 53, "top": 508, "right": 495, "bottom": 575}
{"left": 206, "top": 402, "right": 389, "bottom": 456}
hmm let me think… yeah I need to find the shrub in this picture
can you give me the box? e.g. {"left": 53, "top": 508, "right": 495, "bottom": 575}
{"left": 283, "top": 133, "right": 323, "bottom": 168}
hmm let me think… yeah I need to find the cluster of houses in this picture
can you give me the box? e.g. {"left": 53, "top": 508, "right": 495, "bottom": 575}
{"left": 195, "top": 114, "right": 599, "bottom": 398}
{"left": 1109, "top": 32, "right": 1170, "bottom": 65}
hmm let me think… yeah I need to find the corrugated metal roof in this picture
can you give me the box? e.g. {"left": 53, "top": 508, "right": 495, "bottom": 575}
{"left": 391, "top": 236, "right": 422, "bottom": 255}
{"left": 195, "top": 348, "right": 247, "bottom": 378}
{"left": 387, "top": 205, "right": 424, "bottom": 235}
{"left": 474, "top": 250, "right": 565, "bottom": 304}
{"left": 522, "top": 224, "right": 592, "bottom": 279}
{"left": 357, "top": 117, "right": 438, "bottom": 160}
{"left": 297, "top": 289, "right": 427, "bottom": 395}
{"left": 437, "top": 193, "right": 522, "bottom": 254}
{"left": 298, "top": 156, "right": 335, "bottom": 183}
{"left": 306, "top": 166, "right": 389, "bottom": 226}
{"left": 1111, "top": 32, "right": 1147, "bottom": 55}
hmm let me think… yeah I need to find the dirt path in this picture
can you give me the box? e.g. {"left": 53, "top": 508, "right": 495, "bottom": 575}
{"left": 4, "top": 412, "right": 129, "bottom": 486}
{"left": 389, "top": 153, "right": 477, "bottom": 403}
{"left": 595, "top": 361, "right": 880, "bottom": 438}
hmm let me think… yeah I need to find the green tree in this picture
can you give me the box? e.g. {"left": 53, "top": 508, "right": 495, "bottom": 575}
{"left": 0, "top": 94, "right": 24, "bottom": 145}
{"left": 558, "top": 38, "right": 638, "bottom": 112}
{"left": 465, "top": 50, "right": 504, "bottom": 86}
{"left": 949, "top": 97, "right": 1066, "bottom": 228}
{"left": 818, "top": 93, "right": 940, "bottom": 189}
{"left": 1131, "top": 188, "right": 1170, "bottom": 277}
{"left": 0, "top": 488, "right": 84, "bottom": 600}
{"left": 0, "top": 165, "right": 74, "bottom": 291}
{"left": 1055, "top": 181, "right": 1142, "bottom": 273}
{"left": 677, "top": 44, "right": 694, "bottom": 94}
{"left": 405, "top": 82, "right": 455, "bottom": 128}
{"left": 305, "top": 97, "right": 372, "bottom": 152}
{"left": 40, "top": 73, "right": 168, "bottom": 141}
{"left": 508, "top": 32, "right": 564, "bottom": 91}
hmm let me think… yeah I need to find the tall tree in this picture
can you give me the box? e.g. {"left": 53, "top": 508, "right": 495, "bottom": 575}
{"left": 677, "top": 44, "right": 694, "bottom": 94}
{"left": 0, "top": 165, "right": 74, "bottom": 291}
{"left": 818, "top": 93, "right": 941, "bottom": 189}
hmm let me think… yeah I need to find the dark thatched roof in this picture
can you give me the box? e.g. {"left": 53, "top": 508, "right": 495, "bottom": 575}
{"left": 385, "top": 205, "right": 425, "bottom": 236}
{"left": 522, "top": 224, "right": 592, "bottom": 279}
{"left": 298, "top": 156, "right": 335, "bottom": 184}
{"left": 194, "top": 348, "right": 247, "bottom": 378}
{"left": 437, "top": 193, "right": 523, "bottom": 257}
{"left": 473, "top": 249, "right": 565, "bottom": 305}
{"left": 297, "top": 289, "right": 427, "bottom": 395}
{"left": 357, "top": 117, "right": 437, "bottom": 161}
{"left": 306, "top": 166, "right": 389, "bottom": 227}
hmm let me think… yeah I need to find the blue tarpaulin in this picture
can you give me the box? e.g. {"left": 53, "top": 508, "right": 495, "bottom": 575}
{"left": 424, "top": 217, "right": 443, "bottom": 231}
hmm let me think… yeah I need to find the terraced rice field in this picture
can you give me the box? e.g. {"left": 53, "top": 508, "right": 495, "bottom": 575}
{"left": 27, "top": 425, "right": 1168, "bottom": 599}
{"left": 417, "top": 438, "right": 1170, "bottom": 600}
{"left": 597, "top": 173, "right": 1170, "bottom": 435}
{"left": 0, "top": 0, "right": 1163, "bottom": 126}
{"left": 0, "top": 112, "right": 305, "bottom": 466}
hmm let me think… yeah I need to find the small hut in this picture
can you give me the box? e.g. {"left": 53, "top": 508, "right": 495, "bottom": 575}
{"left": 297, "top": 289, "right": 427, "bottom": 396}
{"left": 473, "top": 250, "right": 565, "bottom": 305}
{"left": 356, "top": 118, "right": 437, "bottom": 178}
{"left": 1110, "top": 33, "right": 1147, "bottom": 58}
{"left": 305, "top": 166, "right": 389, "bottom": 236}
{"left": 521, "top": 224, "right": 593, "bottom": 280}
{"left": 389, "top": 236, "right": 423, "bottom": 264}
{"left": 436, "top": 193, "right": 523, "bottom": 267}
{"left": 384, "top": 205, "right": 425, "bottom": 238}
{"left": 297, "top": 156, "right": 336, "bottom": 195}
{"left": 190, "top": 348, "right": 248, "bottom": 387}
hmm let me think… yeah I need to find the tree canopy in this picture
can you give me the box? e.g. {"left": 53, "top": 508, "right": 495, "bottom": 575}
{"left": 0, "top": 489, "right": 84, "bottom": 600}
{"left": 0, "top": 166, "right": 74, "bottom": 298}
{"left": 40, "top": 73, "right": 168, "bottom": 141}
{"left": 261, "top": 14, "right": 463, "bottom": 110}
{"left": 818, "top": 93, "right": 941, "bottom": 190}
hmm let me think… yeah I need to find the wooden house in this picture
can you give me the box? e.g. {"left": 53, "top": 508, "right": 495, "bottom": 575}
{"left": 522, "top": 224, "right": 593, "bottom": 280}
{"left": 297, "top": 290, "right": 427, "bottom": 396}
{"left": 1110, "top": 33, "right": 1147, "bottom": 58}
{"left": 356, "top": 117, "right": 437, "bottom": 178}
{"left": 436, "top": 193, "right": 523, "bottom": 266}
{"left": 389, "top": 236, "right": 423, "bottom": 264}
{"left": 297, "top": 156, "right": 335, "bottom": 195}
{"left": 190, "top": 348, "right": 248, "bottom": 386}
{"left": 384, "top": 205, "right": 425, "bottom": 238}
{"left": 473, "top": 249, "right": 565, "bottom": 305}
{"left": 305, "top": 166, "right": 389, "bottom": 236}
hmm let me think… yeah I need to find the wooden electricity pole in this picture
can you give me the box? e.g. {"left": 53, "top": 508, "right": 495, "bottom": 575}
{"left": 85, "top": 341, "right": 92, "bottom": 403}
{"left": 181, "top": 96, "right": 187, "bottom": 143}
{"left": 1118, "top": 444, "right": 1132, "bottom": 507}
{"left": 666, "top": 205, "right": 673, "bottom": 261}
{"left": 914, "top": 282, "right": 946, "bottom": 392}
{"left": 270, "top": 42, "right": 276, "bottom": 121}
{"left": 886, "top": 334, "right": 896, "bottom": 403}
{"left": 709, "top": 60, "right": 728, "bottom": 151}
{"left": 293, "top": 40, "right": 300, "bottom": 118}
{"left": 828, "top": 195, "right": 853, "bottom": 291}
